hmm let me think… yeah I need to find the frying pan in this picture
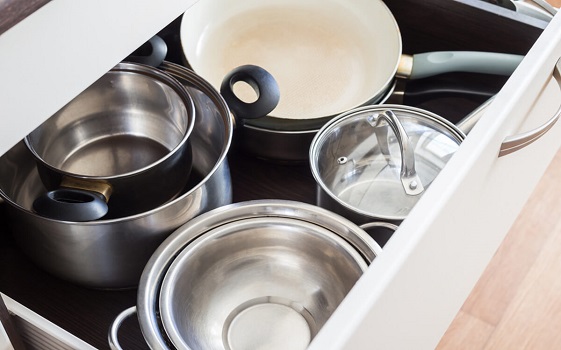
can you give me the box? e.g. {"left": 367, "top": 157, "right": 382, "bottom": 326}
{"left": 180, "top": 0, "right": 523, "bottom": 133}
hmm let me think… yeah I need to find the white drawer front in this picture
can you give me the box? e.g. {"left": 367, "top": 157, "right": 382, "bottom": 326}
{"left": 0, "top": 294, "right": 95, "bottom": 350}
{"left": 309, "top": 11, "right": 561, "bottom": 350}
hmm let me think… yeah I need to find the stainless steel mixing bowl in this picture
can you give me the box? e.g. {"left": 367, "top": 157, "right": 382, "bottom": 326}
{"left": 108, "top": 200, "right": 382, "bottom": 349}
{"left": 159, "top": 216, "right": 368, "bottom": 350}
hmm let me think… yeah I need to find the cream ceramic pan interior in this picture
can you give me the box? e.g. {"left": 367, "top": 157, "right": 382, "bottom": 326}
{"left": 180, "top": 0, "right": 401, "bottom": 130}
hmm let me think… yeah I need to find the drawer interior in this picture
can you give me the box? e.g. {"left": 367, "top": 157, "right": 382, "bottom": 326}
{"left": 0, "top": 1, "right": 549, "bottom": 349}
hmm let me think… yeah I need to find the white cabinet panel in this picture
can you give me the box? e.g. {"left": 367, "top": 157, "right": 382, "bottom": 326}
{"left": 0, "top": 0, "right": 199, "bottom": 155}
{"left": 309, "top": 11, "right": 561, "bottom": 350}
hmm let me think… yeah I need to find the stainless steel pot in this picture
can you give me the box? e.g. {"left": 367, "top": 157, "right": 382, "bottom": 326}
{"left": 25, "top": 62, "right": 196, "bottom": 221}
{"left": 109, "top": 200, "right": 382, "bottom": 349}
{"left": 0, "top": 62, "right": 234, "bottom": 289}
{"left": 310, "top": 105, "right": 465, "bottom": 225}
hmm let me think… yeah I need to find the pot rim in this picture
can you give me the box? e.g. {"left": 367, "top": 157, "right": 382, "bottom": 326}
{"left": 136, "top": 199, "right": 383, "bottom": 349}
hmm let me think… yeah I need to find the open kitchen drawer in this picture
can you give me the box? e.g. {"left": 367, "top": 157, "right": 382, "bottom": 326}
{"left": 0, "top": 0, "right": 560, "bottom": 349}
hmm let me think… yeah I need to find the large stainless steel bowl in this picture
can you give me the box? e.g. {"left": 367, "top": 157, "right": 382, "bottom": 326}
{"left": 108, "top": 200, "right": 382, "bottom": 349}
{"left": 160, "top": 217, "right": 368, "bottom": 349}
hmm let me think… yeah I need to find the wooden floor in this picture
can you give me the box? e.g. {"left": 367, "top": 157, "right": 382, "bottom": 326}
{"left": 437, "top": 148, "right": 561, "bottom": 349}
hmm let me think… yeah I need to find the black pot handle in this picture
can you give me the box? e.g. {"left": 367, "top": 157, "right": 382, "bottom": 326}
{"left": 33, "top": 188, "right": 109, "bottom": 222}
{"left": 220, "top": 65, "right": 280, "bottom": 124}
{"left": 125, "top": 35, "right": 167, "bottom": 67}
{"left": 403, "top": 79, "right": 498, "bottom": 105}
{"left": 387, "top": 77, "right": 503, "bottom": 106}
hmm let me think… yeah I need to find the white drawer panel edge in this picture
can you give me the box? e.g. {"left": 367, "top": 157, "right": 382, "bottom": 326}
{"left": 1, "top": 293, "right": 95, "bottom": 350}
{"left": 0, "top": 0, "right": 199, "bottom": 156}
{"left": 309, "top": 12, "right": 561, "bottom": 350}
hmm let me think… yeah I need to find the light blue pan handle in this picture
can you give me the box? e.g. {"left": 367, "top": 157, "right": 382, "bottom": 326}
{"left": 409, "top": 51, "right": 524, "bottom": 79}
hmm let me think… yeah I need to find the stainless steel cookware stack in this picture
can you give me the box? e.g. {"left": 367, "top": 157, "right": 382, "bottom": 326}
{"left": 0, "top": 61, "right": 265, "bottom": 289}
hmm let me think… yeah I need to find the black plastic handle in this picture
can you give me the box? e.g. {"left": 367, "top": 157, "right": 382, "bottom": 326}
{"left": 33, "top": 188, "right": 109, "bottom": 222}
{"left": 220, "top": 65, "right": 280, "bottom": 123}
{"left": 125, "top": 35, "right": 167, "bottom": 67}
{"left": 387, "top": 76, "right": 505, "bottom": 106}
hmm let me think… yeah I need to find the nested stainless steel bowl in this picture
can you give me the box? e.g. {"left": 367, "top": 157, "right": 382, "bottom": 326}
{"left": 24, "top": 62, "right": 195, "bottom": 221}
{"left": 109, "top": 200, "right": 382, "bottom": 349}
{"left": 160, "top": 218, "right": 368, "bottom": 349}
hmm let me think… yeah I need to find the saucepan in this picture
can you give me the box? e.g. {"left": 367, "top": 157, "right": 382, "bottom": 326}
{"left": 180, "top": 0, "right": 523, "bottom": 160}
{"left": 310, "top": 104, "right": 466, "bottom": 225}
{"left": 25, "top": 62, "right": 196, "bottom": 221}
{"left": 108, "top": 200, "right": 382, "bottom": 350}
{"left": 0, "top": 62, "right": 249, "bottom": 289}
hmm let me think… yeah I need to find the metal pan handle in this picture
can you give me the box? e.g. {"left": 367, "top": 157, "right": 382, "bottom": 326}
{"left": 528, "top": 0, "right": 558, "bottom": 16}
{"left": 108, "top": 306, "right": 137, "bottom": 350}
{"left": 359, "top": 221, "right": 399, "bottom": 248}
{"left": 368, "top": 110, "right": 425, "bottom": 196}
{"left": 499, "top": 57, "right": 561, "bottom": 157}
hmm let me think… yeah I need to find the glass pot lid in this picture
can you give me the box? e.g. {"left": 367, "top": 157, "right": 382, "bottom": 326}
{"left": 310, "top": 105, "right": 465, "bottom": 220}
